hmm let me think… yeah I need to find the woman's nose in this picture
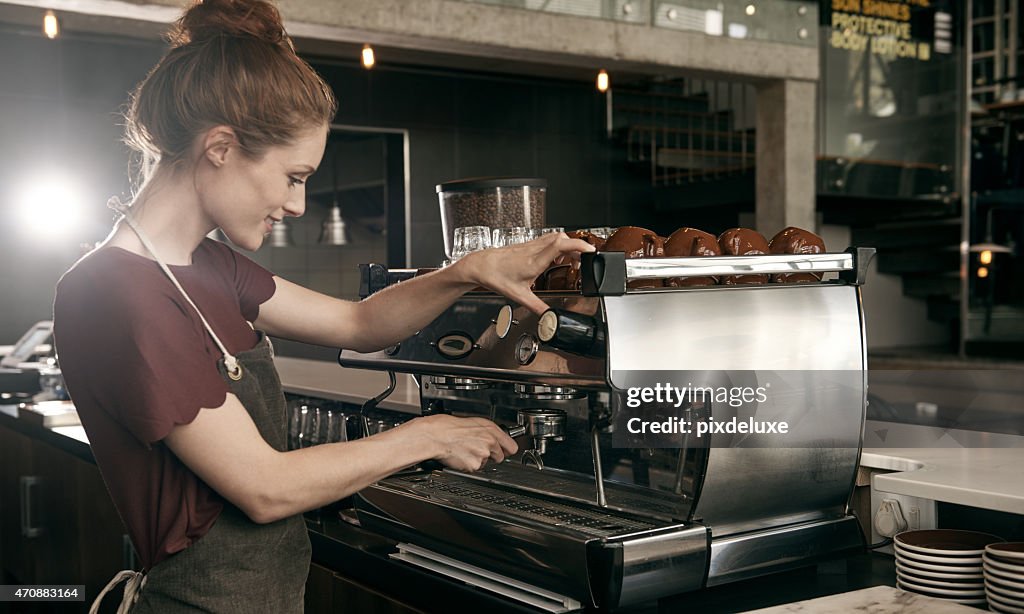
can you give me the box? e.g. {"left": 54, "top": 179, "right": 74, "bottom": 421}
{"left": 283, "top": 197, "right": 305, "bottom": 218}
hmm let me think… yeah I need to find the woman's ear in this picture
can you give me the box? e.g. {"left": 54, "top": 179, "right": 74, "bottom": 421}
{"left": 202, "top": 126, "right": 238, "bottom": 168}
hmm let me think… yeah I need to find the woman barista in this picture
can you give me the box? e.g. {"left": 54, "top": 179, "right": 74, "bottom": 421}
{"left": 52, "top": 1, "right": 594, "bottom": 611}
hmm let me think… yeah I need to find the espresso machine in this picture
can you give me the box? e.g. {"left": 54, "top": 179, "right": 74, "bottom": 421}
{"left": 339, "top": 249, "right": 874, "bottom": 612}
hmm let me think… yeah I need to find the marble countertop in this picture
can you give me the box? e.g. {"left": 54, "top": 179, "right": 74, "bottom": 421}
{"left": 862, "top": 421, "right": 1024, "bottom": 515}
{"left": 744, "top": 585, "right": 980, "bottom": 613}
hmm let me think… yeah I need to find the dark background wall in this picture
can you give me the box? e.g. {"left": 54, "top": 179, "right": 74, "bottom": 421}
{"left": 0, "top": 28, "right": 674, "bottom": 345}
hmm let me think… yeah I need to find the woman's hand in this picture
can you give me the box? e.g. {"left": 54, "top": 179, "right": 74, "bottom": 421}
{"left": 452, "top": 232, "right": 596, "bottom": 315}
{"left": 408, "top": 414, "right": 519, "bottom": 471}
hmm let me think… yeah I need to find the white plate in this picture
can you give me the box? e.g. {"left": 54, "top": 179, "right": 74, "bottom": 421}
{"left": 989, "top": 590, "right": 1024, "bottom": 610}
{"left": 989, "top": 597, "right": 1024, "bottom": 614}
{"left": 897, "top": 560, "right": 984, "bottom": 580}
{"left": 896, "top": 544, "right": 984, "bottom": 566}
{"left": 896, "top": 569, "right": 983, "bottom": 590}
{"left": 986, "top": 555, "right": 1024, "bottom": 577}
{"left": 987, "top": 580, "right": 1024, "bottom": 604}
{"left": 986, "top": 572, "right": 1024, "bottom": 592}
{"left": 987, "top": 552, "right": 1024, "bottom": 568}
{"left": 896, "top": 582, "right": 988, "bottom": 605}
{"left": 896, "top": 576, "right": 987, "bottom": 597}
{"left": 987, "top": 543, "right": 1024, "bottom": 562}
{"left": 895, "top": 529, "right": 1004, "bottom": 556}
{"left": 896, "top": 555, "right": 986, "bottom": 575}
{"left": 987, "top": 563, "right": 1024, "bottom": 584}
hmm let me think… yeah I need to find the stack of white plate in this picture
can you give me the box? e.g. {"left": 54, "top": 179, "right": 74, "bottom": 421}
{"left": 984, "top": 543, "right": 1024, "bottom": 613}
{"left": 894, "top": 529, "right": 1005, "bottom": 607}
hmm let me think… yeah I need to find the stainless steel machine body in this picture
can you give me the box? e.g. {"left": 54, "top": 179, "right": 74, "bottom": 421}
{"left": 340, "top": 249, "right": 874, "bottom": 610}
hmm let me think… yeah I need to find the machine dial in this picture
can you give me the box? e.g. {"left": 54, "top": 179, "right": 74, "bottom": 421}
{"left": 537, "top": 310, "right": 559, "bottom": 343}
{"left": 494, "top": 305, "right": 518, "bottom": 339}
{"left": 435, "top": 333, "right": 475, "bottom": 359}
{"left": 515, "top": 334, "right": 539, "bottom": 365}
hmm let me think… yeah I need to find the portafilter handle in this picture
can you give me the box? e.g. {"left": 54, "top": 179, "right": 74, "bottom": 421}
{"left": 516, "top": 408, "right": 567, "bottom": 458}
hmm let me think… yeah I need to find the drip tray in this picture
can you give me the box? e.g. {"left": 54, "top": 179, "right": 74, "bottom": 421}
{"left": 385, "top": 472, "right": 655, "bottom": 538}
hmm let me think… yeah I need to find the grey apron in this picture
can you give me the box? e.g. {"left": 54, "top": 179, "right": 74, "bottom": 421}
{"left": 130, "top": 333, "right": 311, "bottom": 613}
{"left": 89, "top": 202, "right": 311, "bottom": 613}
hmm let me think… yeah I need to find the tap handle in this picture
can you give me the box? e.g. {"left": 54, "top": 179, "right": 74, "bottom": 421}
{"left": 536, "top": 309, "right": 605, "bottom": 357}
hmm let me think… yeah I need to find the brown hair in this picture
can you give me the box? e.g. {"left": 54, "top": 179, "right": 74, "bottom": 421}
{"left": 124, "top": 0, "right": 337, "bottom": 181}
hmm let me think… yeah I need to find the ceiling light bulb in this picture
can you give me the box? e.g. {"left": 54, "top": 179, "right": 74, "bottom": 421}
{"left": 596, "top": 70, "right": 610, "bottom": 93}
{"left": 979, "top": 250, "right": 993, "bottom": 265}
{"left": 362, "top": 44, "right": 375, "bottom": 69}
{"left": 43, "top": 10, "right": 59, "bottom": 39}
{"left": 745, "top": 4, "right": 756, "bottom": 16}
{"left": 977, "top": 266, "right": 989, "bottom": 278}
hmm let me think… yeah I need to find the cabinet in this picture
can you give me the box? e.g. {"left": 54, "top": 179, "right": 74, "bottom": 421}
{"left": 304, "top": 562, "right": 424, "bottom": 614}
{"left": 0, "top": 424, "right": 131, "bottom": 613}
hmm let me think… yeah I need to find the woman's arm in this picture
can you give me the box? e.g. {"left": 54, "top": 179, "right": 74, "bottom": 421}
{"left": 254, "top": 233, "right": 594, "bottom": 352}
{"left": 165, "top": 393, "right": 517, "bottom": 524}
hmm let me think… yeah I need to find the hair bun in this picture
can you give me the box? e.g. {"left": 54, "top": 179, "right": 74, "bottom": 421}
{"left": 170, "top": 0, "right": 288, "bottom": 47}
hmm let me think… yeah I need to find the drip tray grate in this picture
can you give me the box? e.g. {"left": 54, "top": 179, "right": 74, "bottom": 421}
{"left": 385, "top": 472, "right": 655, "bottom": 537}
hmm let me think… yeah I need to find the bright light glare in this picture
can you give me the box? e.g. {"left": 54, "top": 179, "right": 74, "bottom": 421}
{"left": 15, "top": 174, "right": 85, "bottom": 237}
{"left": 977, "top": 266, "right": 989, "bottom": 279}
{"left": 979, "top": 250, "right": 993, "bottom": 265}
{"left": 43, "top": 10, "right": 59, "bottom": 39}
{"left": 596, "top": 70, "right": 610, "bottom": 93}
{"left": 361, "top": 45, "right": 375, "bottom": 69}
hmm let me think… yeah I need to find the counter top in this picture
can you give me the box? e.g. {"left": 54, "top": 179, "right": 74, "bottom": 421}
{"left": 862, "top": 421, "right": 1024, "bottom": 515}
{"left": 745, "top": 585, "right": 979, "bottom": 613}
{"left": 274, "top": 356, "right": 420, "bottom": 412}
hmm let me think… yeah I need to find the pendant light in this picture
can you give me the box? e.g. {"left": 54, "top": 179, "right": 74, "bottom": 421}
{"left": 269, "top": 219, "right": 294, "bottom": 247}
{"left": 319, "top": 145, "right": 349, "bottom": 246}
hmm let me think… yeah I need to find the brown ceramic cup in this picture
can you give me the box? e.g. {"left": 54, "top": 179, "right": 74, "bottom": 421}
{"left": 768, "top": 227, "right": 826, "bottom": 283}
{"left": 663, "top": 227, "right": 720, "bottom": 287}
{"left": 603, "top": 226, "right": 664, "bottom": 288}
{"left": 545, "top": 230, "right": 607, "bottom": 291}
{"left": 718, "top": 227, "right": 770, "bottom": 285}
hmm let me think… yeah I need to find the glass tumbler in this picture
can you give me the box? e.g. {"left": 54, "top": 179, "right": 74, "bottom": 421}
{"left": 452, "top": 226, "right": 492, "bottom": 260}
{"left": 492, "top": 227, "right": 532, "bottom": 247}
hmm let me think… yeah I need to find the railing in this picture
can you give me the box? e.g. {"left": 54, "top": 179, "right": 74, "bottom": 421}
{"left": 454, "top": 0, "right": 818, "bottom": 47}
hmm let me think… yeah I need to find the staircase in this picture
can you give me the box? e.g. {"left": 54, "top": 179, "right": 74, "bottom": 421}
{"left": 612, "top": 78, "right": 966, "bottom": 339}
{"left": 613, "top": 81, "right": 755, "bottom": 187}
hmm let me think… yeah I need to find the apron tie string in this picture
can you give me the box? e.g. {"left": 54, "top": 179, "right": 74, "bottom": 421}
{"left": 89, "top": 569, "right": 146, "bottom": 614}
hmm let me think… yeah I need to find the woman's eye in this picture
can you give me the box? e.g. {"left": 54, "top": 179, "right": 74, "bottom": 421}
{"left": 288, "top": 176, "right": 305, "bottom": 187}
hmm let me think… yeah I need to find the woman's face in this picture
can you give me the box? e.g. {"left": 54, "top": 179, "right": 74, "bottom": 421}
{"left": 203, "top": 124, "right": 328, "bottom": 251}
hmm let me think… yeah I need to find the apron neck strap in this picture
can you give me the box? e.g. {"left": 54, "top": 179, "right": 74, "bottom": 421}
{"left": 108, "top": 197, "right": 242, "bottom": 380}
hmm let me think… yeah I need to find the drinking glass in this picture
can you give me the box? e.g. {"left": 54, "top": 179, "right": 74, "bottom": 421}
{"left": 584, "top": 227, "right": 615, "bottom": 239}
{"left": 492, "top": 227, "right": 531, "bottom": 247}
{"left": 452, "top": 226, "right": 492, "bottom": 260}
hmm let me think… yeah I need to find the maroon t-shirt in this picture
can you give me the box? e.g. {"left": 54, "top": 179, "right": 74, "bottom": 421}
{"left": 52, "top": 239, "right": 276, "bottom": 570}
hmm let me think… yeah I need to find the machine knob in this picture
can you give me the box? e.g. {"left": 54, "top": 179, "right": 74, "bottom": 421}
{"left": 494, "top": 304, "right": 518, "bottom": 339}
{"left": 536, "top": 309, "right": 605, "bottom": 357}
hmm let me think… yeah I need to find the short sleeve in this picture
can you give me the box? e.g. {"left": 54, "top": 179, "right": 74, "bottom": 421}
{"left": 54, "top": 264, "right": 231, "bottom": 446}
{"left": 201, "top": 240, "right": 276, "bottom": 321}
